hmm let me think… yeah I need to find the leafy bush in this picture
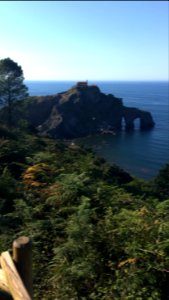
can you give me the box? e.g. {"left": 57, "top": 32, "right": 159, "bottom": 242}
{"left": 0, "top": 128, "right": 169, "bottom": 299}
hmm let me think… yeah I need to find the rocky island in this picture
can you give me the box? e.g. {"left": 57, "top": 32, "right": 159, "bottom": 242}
{"left": 1, "top": 82, "right": 155, "bottom": 139}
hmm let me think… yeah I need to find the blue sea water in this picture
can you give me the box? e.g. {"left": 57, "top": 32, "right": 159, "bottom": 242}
{"left": 26, "top": 80, "right": 169, "bottom": 180}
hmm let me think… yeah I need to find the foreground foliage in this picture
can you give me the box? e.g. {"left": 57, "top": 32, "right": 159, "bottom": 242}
{"left": 0, "top": 125, "right": 169, "bottom": 299}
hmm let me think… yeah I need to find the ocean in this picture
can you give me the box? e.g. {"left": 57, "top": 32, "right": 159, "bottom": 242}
{"left": 26, "top": 80, "right": 169, "bottom": 180}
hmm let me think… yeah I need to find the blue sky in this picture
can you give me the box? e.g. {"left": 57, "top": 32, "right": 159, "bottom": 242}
{"left": 0, "top": 1, "right": 168, "bottom": 80}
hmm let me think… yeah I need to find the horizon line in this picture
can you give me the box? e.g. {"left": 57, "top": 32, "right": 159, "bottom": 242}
{"left": 25, "top": 79, "right": 169, "bottom": 82}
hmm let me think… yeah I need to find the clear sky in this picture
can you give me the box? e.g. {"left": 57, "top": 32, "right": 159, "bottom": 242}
{"left": 0, "top": 1, "right": 168, "bottom": 81}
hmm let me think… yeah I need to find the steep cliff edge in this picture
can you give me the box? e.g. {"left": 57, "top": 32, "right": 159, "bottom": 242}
{"left": 0, "top": 85, "right": 155, "bottom": 138}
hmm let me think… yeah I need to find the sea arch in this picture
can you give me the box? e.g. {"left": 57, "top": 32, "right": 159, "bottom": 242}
{"left": 123, "top": 107, "right": 155, "bottom": 131}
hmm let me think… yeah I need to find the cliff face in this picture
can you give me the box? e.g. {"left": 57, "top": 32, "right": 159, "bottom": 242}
{"left": 24, "top": 86, "right": 122, "bottom": 138}
{"left": 25, "top": 85, "right": 155, "bottom": 138}
{"left": 1, "top": 85, "right": 155, "bottom": 139}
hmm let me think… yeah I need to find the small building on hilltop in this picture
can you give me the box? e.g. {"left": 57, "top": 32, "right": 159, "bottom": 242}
{"left": 76, "top": 81, "right": 88, "bottom": 88}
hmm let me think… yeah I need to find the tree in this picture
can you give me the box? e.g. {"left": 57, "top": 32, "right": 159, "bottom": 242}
{"left": 0, "top": 58, "right": 28, "bottom": 125}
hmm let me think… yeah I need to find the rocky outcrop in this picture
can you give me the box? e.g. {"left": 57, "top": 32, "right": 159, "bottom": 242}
{"left": 25, "top": 86, "right": 124, "bottom": 138}
{"left": 26, "top": 85, "right": 155, "bottom": 138}
{"left": 123, "top": 107, "right": 155, "bottom": 131}
{"left": 0, "top": 85, "right": 155, "bottom": 139}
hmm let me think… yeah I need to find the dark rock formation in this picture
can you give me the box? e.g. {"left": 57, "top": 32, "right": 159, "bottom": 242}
{"left": 123, "top": 107, "right": 155, "bottom": 131}
{"left": 25, "top": 86, "right": 125, "bottom": 138}
{"left": 0, "top": 85, "right": 155, "bottom": 139}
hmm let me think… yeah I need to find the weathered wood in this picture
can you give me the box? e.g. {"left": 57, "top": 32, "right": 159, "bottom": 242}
{"left": 0, "top": 268, "right": 10, "bottom": 294}
{"left": 0, "top": 289, "right": 13, "bottom": 300}
{"left": 12, "top": 236, "right": 33, "bottom": 299}
{"left": 1, "top": 251, "right": 31, "bottom": 300}
{"left": 0, "top": 267, "right": 13, "bottom": 299}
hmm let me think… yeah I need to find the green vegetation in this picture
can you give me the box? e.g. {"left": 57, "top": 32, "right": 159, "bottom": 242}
{"left": 0, "top": 124, "right": 169, "bottom": 300}
{"left": 0, "top": 58, "right": 28, "bottom": 126}
{"left": 0, "top": 59, "right": 168, "bottom": 299}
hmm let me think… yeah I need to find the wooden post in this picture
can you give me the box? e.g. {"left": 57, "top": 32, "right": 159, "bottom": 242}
{"left": 0, "top": 269, "right": 12, "bottom": 299}
{"left": 1, "top": 251, "right": 31, "bottom": 300}
{"left": 12, "top": 236, "right": 33, "bottom": 299}
{"left": 0, "top": 268, "right": 10, "bottom": 294}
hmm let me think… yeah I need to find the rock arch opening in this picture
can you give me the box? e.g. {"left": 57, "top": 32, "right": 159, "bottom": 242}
{"left": 133, "top": 117, "right": 140, "bottom": 130}
{"left": 123, "top": 107, "right": 155, "bottom": 131}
